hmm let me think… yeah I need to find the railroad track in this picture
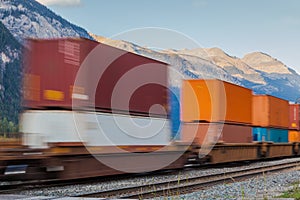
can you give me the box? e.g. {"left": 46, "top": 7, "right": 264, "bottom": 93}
{"left": 76, "top": 160, "right": 300, "bottom": 199}
{"left": 0, "top": 179, "right": 71, "bottom": 194}
{"left": 0, "top": 168, "right": 180, "bottom": 194}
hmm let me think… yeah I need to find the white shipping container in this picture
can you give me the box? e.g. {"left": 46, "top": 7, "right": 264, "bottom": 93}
{"left": 83, "top": 112, "right": 171, "bottom": 146}
{"left": 20, "top": 110, "right": 171, "bottom": 148}
{"left": 20, "top": 110, "right": 86, "bottom": 148}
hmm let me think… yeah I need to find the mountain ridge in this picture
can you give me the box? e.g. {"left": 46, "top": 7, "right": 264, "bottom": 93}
{"left": 242, "top": 52, "right": 292, "bottom": 74}
{"left": 90, "top": 33, "right": 300, "bottom": 102}
{"left": 0, "top": 0, "right": 299, "bottom": 127}
{"left": 0, "top": 0, "right": 93, "bottom": 42}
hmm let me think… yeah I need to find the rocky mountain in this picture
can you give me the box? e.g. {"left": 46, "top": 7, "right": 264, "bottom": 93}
{"left": 90, "top": 34, "right": 240, "bottom": 87}
{"left": 242, "top": 52, "right": 292, "bottom": 74}
{"left": 0, "top": 0, "right": 92, "bottom": 42}
{"left": 90, "top": 34, "right": 300, "bottom": 102}
{"left": 0, "top": 0, "right": 299, "bottom": 127}
{"left": 0, "top": 0, "right": 93, "bottom": 125}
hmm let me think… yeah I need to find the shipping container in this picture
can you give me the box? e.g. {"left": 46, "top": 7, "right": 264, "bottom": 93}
{"left": 252, "top": 127, "right": 288, "bottom": 143}
{"left": 20, "top": 110, "right": 86, "bottom": 148}
{"left": 289, "top": 104, "right": 300, "bottom": 130}
{"left": 288, "top": 130, "right": 300, "bottom": 142}
{"left": 94, "top": 48, "right": 168, "bottom": 117}
{"left": 252, "top": 95, "right": 289, "bottom": 128}
{"left": 85, "top": 112, "right": 171, "bottom": 146}
{"left": 181, "top": 122, "right": 253, "bottom": 144}
{"left": 20, "top": 110, "right": 171, "bottom": 148}
{"left": 23, "top": 38, "right": 169, "bottom": 117}
{"left": 23, "top": 38, "right": 99, "bottom": 109}
{"left": 181, "top": 79, "right": 252, "bottom": 124}
{"left": 169, "top": 87, "right": 181, "bottom": 139}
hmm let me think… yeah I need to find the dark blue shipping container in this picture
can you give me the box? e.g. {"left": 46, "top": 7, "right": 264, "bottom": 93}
{"left": 169, "top": 87, "right": 181, "bottom": 140}
{"left": 252, "top": 127, "right": 288, "bottom": 143}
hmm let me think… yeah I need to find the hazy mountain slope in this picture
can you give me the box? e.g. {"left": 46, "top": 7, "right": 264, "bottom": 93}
{"left": 242, "top": 52, "right": 292, "bottom": 74}
{"left": 90, "top": 34, "right": 240, "bottom": 87}
{"left": 1, "top": 0, "right": 299, "bottom": 127}
{"left": 176, "top": 48, "right": 266, "bottom": 85}
{"left": 90, "top": 34, "right": 300, "bottom": 102}
{"left": 242, "top": 52, "right": 300, "bottom": 101}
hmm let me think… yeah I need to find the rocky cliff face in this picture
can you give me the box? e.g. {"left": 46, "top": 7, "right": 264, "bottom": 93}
{"left": 0, "top": 0, "right": 93, "bottom": 42}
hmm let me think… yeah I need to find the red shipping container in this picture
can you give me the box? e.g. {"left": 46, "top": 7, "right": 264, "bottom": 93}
{"left": 89, "top": 45, "right": 169, "bottom": 116}
{"left": 23, "top": 38, "right": 99, "bottom": 109}
{"left": 23, "top": 38, "right": 169, "bottom": 117}
{"left": 181, "top": 122, "right": 253, "bottom": 144}
{"left": 289, "top": 104, "right": 300, "bottom": 130}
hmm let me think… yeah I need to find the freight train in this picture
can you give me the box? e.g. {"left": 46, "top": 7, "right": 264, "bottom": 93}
{"left": 1, "top": 37, "right": 300, "bottom": 181}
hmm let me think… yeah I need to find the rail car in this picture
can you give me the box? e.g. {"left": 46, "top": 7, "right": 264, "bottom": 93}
{"left": 1, "top": 141, "right": 300, "bottom": 181}
{"left": 1, "top": 37, "right": 300, "bottom": 181}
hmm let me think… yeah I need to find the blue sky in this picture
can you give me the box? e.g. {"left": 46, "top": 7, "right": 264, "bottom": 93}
{"left": 40, "top": 0, "right": 300, "bottom": 72}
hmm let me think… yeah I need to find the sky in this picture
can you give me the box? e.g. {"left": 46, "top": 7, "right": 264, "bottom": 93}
{"left": 37, "top": 0, "right": 300, "bottom": 73}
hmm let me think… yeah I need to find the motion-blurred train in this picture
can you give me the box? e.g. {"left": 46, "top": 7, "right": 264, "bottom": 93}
{"left": 1, "top": 37, "right": 300, "bottom": 181}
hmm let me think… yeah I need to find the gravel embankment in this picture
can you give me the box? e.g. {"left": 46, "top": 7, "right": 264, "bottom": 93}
{"left": 12, "top": 157, "right": 300, "bottom": 198}
{"left": 156, "top": 170, "right": 300, "bottom": 199}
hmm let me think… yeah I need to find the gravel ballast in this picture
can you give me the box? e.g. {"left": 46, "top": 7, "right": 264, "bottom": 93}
{"left": 9, "top": 157, "right": 300, "bottom": 199}
{"left": 161, "top": 170, "right": 300, "bottom": 199}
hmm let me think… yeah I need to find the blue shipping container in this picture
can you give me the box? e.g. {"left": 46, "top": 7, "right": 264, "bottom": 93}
{"left": 252, "top": 127, "right": 288, "bottom": 143}
{"left": 169, "top": 87, "right": 181, "bottom": 140}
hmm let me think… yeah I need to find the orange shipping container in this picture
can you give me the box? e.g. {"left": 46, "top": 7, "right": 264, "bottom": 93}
{"left": 181, "top": 122, "right": 253, "bottom": 144}
{"left": 252, "top": 95, "right": 289, "bottom": 128}
{"left": 288, "top": 130, "right": 300, "bottom": 142}
{"left": 181, "top": 79, "right": 252, "bottom": 124}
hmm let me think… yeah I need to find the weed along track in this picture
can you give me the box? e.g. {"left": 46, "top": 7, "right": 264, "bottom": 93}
{"left": 75, "top": 160, "right": 300, "bottom": 199}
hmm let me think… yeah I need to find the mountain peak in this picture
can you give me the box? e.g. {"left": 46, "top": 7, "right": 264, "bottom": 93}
{"left": 242, "top": 52, "right": 292, "bottom": 74}
{"left": 89, "top": 34, "right": 300, "bottom": 101}
{"left": 203, "top": 47, "right": 237, "bottom": 59}
{"left": 206, "top": 47, "right": 226, "bottom": 55}
{"left": 243, "top": 52, "right": 272, "bottom": 60}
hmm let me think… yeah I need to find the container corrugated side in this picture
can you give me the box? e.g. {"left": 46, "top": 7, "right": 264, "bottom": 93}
{"left": 23, "top": 38, "right": 169, "bottom": 118}
{"left": 20, "top": 110, "right": 86, "bottom": 148}
{"left": 20, "top": 110, "right": 171, "bottom": 148}
{"left": 93, "top": 44, "right": 169, "bottom": 117}
{"left": 85, "top": 112, "right": 171, "bottom": 146}
{"left": 23, "top": 38, "right": 99, "bottom": 109}
{"left": 252, "top": 127, "right": 288, "bottom": 143}
{"left": 288, "top": 130, "right": 300, "bottom": 142}
{"left": 181, "top": 122, "right": 253, "bottom": 144}
{"left": 181, "top": 79, "right": 252, "bottom": 124}
{"left": 252, "top": 95, "right": 289, "bottom": 128}
{"left": 289, "top": 104, "right": 300, "bottom": 130}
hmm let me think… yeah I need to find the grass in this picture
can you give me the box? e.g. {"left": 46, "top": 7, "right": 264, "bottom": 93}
{"left": 277, "top": 181, "right": 300, "bottom": 199}
{"left": 0, "top": 136, "right": 21, "bottom": 142}
{"left": 138, "top": 172, "right": 185, "bottom": 200}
